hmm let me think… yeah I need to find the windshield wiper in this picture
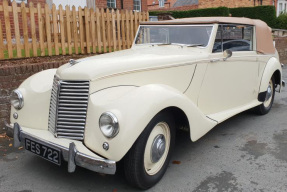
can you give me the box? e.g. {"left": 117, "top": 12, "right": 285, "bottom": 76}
{"left": 158, "top": 43, "right": 204, "bottom": 47}
{"left": 147, "top": 43, "right": 204, "bottom": 47}
{"left": 185, "top": 44, "right": 204, "bottom": 47}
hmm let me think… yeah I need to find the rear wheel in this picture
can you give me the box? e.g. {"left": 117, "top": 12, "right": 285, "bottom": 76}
{"left": 255, "top": 77, "right": 275, "bottom": 115}
{"left": 124, "top": 112, "right": 175, "bottom": 189}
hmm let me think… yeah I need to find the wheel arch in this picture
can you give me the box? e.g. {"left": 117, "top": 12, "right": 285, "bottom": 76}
{"left": 259, "top": 57, "right": 282, "bottom": 93}
{"left": 160, "top": 107, "right": 190, "bottom": 132}
{"left": 273, "top": 69, "right": 281, "bottom": 85}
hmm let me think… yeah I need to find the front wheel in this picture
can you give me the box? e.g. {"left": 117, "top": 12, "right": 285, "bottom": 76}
{"left": 124, "top": 112, "right": 175, "bottom": 189}
{"left": 255, "top": 77, "right": 275, "bottom": 115}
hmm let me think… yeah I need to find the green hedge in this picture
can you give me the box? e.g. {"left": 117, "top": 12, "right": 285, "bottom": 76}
{"left": 229, "top": 6, "right": 277, "bottom": 28}
{"left": 149, "top": 7, "right": 229, "bottom": 18}
{"left": 275, "top": 13, "right": 287, "bottom": 29}
{"left": 149, "top": 6, "right": 287, "bottom": 29}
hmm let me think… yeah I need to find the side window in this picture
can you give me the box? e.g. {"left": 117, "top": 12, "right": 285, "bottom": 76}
{"left": 213, "top": 24, "right": 253, "bottom": 53}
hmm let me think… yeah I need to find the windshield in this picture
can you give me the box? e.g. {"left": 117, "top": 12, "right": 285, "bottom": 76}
{"left": 135, "top": 25, "right": 214, "bottom": 47}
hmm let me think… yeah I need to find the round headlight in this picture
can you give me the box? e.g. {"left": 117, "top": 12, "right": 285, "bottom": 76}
{"left": 10, "top": 90, "right": 24, "bottom": 110}
{"left": 99, "top": 112, "right": 119, "bottom": 138}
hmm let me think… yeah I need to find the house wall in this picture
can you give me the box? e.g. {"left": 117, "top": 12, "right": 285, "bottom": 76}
{"left": 96, "top": 0, "right": 147, "bottom": 11}
{"left": 199, "top": 0, "right": 274, "bottom": 9}
{"left": 147, "top": 0, "right": 275, "bottom": 11}
{"left": 147, "top": 0, "right": 177, "bottom": 10}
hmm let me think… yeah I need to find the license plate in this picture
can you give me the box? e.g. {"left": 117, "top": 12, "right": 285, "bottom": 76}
{"left": 25, "top": 138, "right": 61, "bottom": 165}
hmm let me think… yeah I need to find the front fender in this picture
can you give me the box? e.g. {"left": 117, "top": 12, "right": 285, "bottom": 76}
{"left": 259, "top": 57, "right": 282, "bottom": 93}
{"left": 10, "top": 69, "right": 57, "bottom": 130}
{"left": 84, "top": 84, "right": 217, "bottom": 161}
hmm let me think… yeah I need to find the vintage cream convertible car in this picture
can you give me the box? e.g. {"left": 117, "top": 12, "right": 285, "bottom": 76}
{"left": 5, "top": 17, "right": 285, "bottom": 189}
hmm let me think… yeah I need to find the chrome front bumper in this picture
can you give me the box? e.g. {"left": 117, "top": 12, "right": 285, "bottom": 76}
{"left": 4, "top": 122, "right": 116, "bottom": 175}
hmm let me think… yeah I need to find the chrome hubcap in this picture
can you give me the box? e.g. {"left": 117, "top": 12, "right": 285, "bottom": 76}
{"left": 266, "top": 85, "right": 272, "bottom": 101}
{"left": 151, "top": 134, "right": 166, "bottom": 163}
{"left": 263, "top": 79, "right": 273, "bottom": 108}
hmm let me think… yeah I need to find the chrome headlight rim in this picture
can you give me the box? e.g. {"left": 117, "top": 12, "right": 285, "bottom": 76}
{"left": 10, "top": 89, "right": 24, "bottom": 110}
{"left": 99, "top": 112, "right": 119, "bottom": 138}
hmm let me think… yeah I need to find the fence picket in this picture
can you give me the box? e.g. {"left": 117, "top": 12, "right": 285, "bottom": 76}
{"left": 121, "top": 10, "right": 126, "bottom": 50}
{"left": 116, "top": 10, "right": 121, "bottom": 51}
{"left": 90, "top": 8, "right": 96, "bottom": 53}
{"left": 3, "top": 0, "right": 13, "bottom": 58}
{"left": 130, "top": 10, "right": 134, "bottom": 45}
{"left": 101, "top": 8, "right": 107, "bottom": 53}
{"left": 12, "top": 1, "right": 21, "bottom": 58}
{"left": 66, "top": 5, "right": 72, "bottom": 55}
{"left": 0, "top": 20, "right": 4, "bottom": 59}
{"left": 107, "top": 10, "right": 112, "bottom": 52}
{"left": 72, "top": 6, "right": 78, "bottom": 54}
{"left": 126, "top": 10, "right": 130, "bottom": 48}
{"left": 45, "top": 4, "right": 52, "bottom": 56}
{"left": 30, "top": 2, "right": 37, "bottom": 57}
{"left": 21, "top": 2, "right": 30, "bottom": 57}
{"left": 96, "top": 8, "right": 102, "bottom": 53}
{"left": 78, "top": 6, "right": 85, "bottom": 54}
{"left": 85, "top": 7, "right": 90, "bottom": 54}
{"left": 52, "top": 4, "right": 59, "bottom": 55}
{"left": 59, "top": 5, "right": 66, "bottom": 55}
{"left": 37, "top": 3, "right": 45, "bottom": 56}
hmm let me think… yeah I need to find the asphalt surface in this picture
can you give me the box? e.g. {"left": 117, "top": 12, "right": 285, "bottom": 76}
{"left": 0, "top": 67, "right": 286, "bottom": 192}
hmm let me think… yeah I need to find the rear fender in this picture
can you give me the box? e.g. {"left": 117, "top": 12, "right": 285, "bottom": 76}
{"left": 259, "top": 57, "right": 282, "bottom": 93}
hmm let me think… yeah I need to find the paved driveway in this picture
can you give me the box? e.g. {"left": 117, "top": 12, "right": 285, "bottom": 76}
{"left": 0, "top": 67, "right": 286, "bottom": 192}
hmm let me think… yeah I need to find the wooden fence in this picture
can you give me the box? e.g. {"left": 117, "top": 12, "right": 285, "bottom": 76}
{"left": 0, "top": 0, "right": 149, "bottom": 60}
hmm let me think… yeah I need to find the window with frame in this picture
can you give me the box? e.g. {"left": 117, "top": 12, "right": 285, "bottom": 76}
{"left": 159, "top": 0, "right": 165, "bottom": 7}
{"left": 107, "top": 0, "right": 116, "bottom": 8}
{"left": 134, "top": 0, "right": 141, "bottom": 11}
{"left": 12, "top": 0, "right": 27, "bottom": 3}
{"left": 213, "top": 24, "right": 254, "bottom": 53}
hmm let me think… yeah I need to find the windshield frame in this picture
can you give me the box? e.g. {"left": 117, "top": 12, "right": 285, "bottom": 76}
{"left": 132, "top": 24, "right": 215, "bottom": 49}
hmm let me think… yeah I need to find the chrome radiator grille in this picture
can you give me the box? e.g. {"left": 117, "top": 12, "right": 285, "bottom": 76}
{"left": 48, "top": 77, "right": 89, "bottom": 140}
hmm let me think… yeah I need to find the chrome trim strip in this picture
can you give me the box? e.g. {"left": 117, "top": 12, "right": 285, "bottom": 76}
{"left": 8, "top": 123, "right": 116, "bottom": 175}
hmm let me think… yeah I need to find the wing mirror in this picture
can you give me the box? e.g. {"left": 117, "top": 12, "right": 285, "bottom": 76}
{"left": 223, "top": 49, "right": 232, "bottom": 61}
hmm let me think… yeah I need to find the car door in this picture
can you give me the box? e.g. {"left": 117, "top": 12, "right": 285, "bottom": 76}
{"left": 198, "top": 24, "right": 259, "bottom": 115}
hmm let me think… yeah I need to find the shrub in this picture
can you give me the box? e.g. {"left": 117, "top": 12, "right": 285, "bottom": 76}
{"left": 230, "top": 6, "right": 277, "bottom": 28}
{"left": 275, "top": 13, "right": 287, "bottom": 29}
{"left": 149, "top": 6, "right": 287, "bottom": 29}
{"left": 149, "top": 7, "right": 229, "bottom": 18}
